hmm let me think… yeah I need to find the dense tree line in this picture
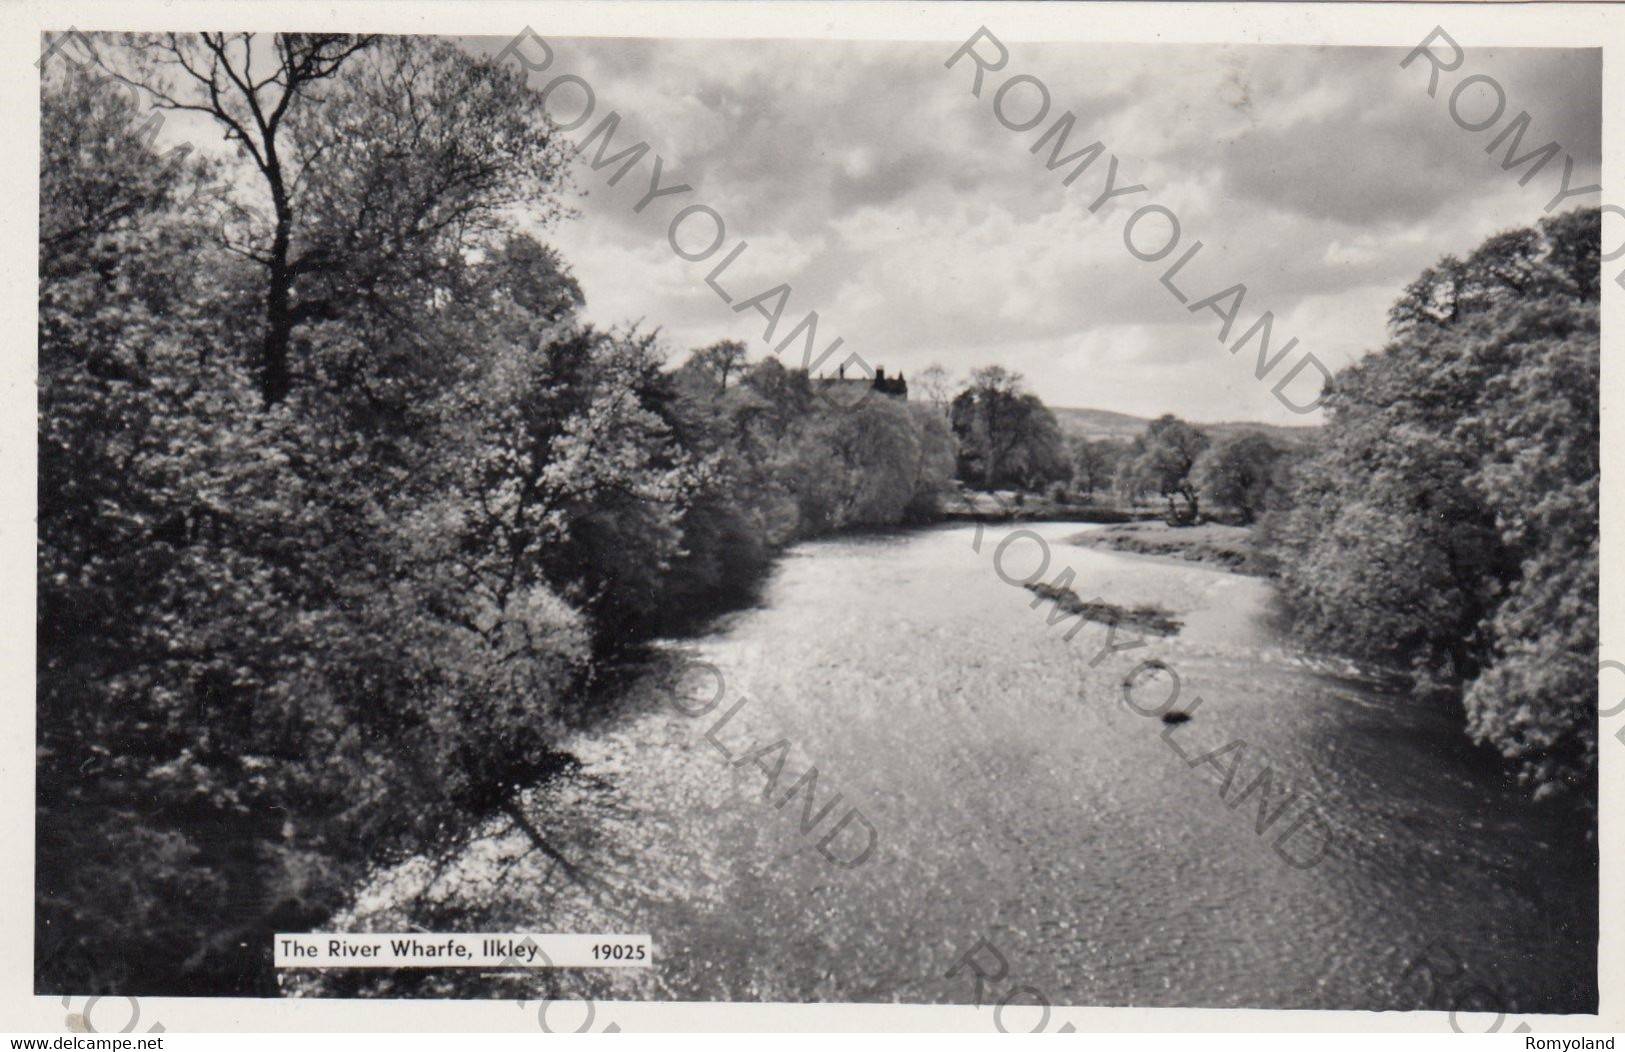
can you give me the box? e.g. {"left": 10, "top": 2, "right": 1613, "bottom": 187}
{"left": 37, "top": 36, "right": 953, "bottom": 995}
{"left": 1266, "top": 209, "right": 1601, "bottom": 811}
{"left": 1048, "top": 418, "right": 1290, "bottom": 525}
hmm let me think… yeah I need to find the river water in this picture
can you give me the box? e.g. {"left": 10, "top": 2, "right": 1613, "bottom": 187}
{"left": 342, "top": 521, "right": 1596, "bottom": 1012}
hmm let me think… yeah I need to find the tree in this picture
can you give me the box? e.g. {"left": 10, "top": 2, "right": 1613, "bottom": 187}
{"left": 1459, "top": 299, "right": 1598, "bottom": 802}
{"left": 1070, "top": 438, "right": 1120, "bottom": 498}
{"left": 680, "top": 339, "right": 750, "bottom": 396}
{"left": 905, "top": 402, "right": 959, "bottom": 520}
{"left": 950, "top": 366, "right": 1068, "bottom": 489}
{"left": 1126, "top": 415, "right": 1210, "bottom": 523}
{"left": 1388, "top": 209, "right": 1600, "bottom": 334}
{"left": 486, "top": 236, "right": 584, "bottom": 325}
{"left": 104, "top": 34, "right": 571, "bottom": 404}
{"left": 914, "top": 362, "right": 955, "bottom": 412}
{"left": 790, "top": 397, "right": 921, "bottom": 530}
{"left": 102, "top": 33, "right": 377, "bottom": 403}
{"left": 1269, "top": 209, "right": 1601, "bottom": 809}
{"left": 1112, "top": 441, "right": 1149, "bottom": 503}
{"left": 1193, "top": 432, "right": 1284, "bottom": 524}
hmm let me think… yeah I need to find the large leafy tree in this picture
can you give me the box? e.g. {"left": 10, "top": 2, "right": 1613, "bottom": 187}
{"left": 950, "top": 366, "right": 1068, "bottom": 489}
{"left": 1125, "top": 415, "right": 1211, "bottom": 524}
{"left": 102, "top": 33, "right": 570, "bottom": 405}
{"left": 1269, "top": 209, "right": 1600, "bottom": 808}
{"left": 1070, "top": 438, "right": 1121, "bottom": 498}
{"left": 791, "top": 396, "right": 922, "bottom": 530}
{"left": 1193, "top": 432, "right": 1284, "bottom": 524}
{"left": 102, "top": 33, "right": 377, "bottom": 403}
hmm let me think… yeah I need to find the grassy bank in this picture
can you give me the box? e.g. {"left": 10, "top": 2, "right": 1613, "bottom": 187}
{"left": 1068, "top": 521, "right": 1276, "bottom": 576}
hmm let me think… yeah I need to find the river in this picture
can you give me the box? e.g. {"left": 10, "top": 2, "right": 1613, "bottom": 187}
{"left": 337, "top": 521, "right": 1597, "bottom": 1013}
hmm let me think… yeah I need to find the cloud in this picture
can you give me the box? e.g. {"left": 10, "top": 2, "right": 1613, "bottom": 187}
{"left": 1217, "top": 46, "right": 1601, "bottom": 229}
{"left": 469, "top": 34, "right": 1602, "bottom": 423}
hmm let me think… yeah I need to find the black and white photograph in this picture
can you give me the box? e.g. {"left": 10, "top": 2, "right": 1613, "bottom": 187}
{"left": 15, "top": 0, "right": 1622, "bottom": 1035}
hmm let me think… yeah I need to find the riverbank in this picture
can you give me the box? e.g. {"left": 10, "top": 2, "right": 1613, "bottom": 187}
{"left": 1067, "top": 521, "right": 1276, "bottom": 576}
{"left": 941, "top": 489, "right": 1157, "bottom": 524}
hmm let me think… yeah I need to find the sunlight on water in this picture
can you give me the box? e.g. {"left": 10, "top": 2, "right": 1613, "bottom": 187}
{"left": 319, "top": 522, "right": 1596, "bottom": 1010}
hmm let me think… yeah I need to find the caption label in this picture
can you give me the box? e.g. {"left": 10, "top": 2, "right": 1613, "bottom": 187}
{"left": 274, "top": 933, "right": 652, "bottom": 968}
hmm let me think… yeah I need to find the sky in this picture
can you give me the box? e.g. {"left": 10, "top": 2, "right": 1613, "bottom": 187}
{"left": 470, "top": 35, "right": 1601, "bottom": 424}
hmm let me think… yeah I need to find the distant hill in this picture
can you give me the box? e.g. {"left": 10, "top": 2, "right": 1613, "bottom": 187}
{"left": 1050, "top": 406, "right": 1317, "bottom": 446}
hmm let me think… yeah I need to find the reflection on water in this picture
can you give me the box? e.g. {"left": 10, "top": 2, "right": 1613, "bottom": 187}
{"left": 317, "top": 522, "right": 1596, "bottom": 1011}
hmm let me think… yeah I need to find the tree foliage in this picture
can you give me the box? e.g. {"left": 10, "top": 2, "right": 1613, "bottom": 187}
{"left": 1124, "top": 415, "right": 1210, "bottom": 523}
{"left": 1193, "top": 432, "right": 1285, "bottom": 524}
{"left": 949, "top": 366, "right": 1068, "bottom": 489}
{"left": 101, "top": 33, "right": 571, "bottom": 405}
{"left": 1268, "top": 209, "right": 1601, "bottom": 808}
{"left": 38, "top": 36, "right": 958, "bottom": 994}
{"left": 1068, "top": 438, "right": 1121, "bottom": 498}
